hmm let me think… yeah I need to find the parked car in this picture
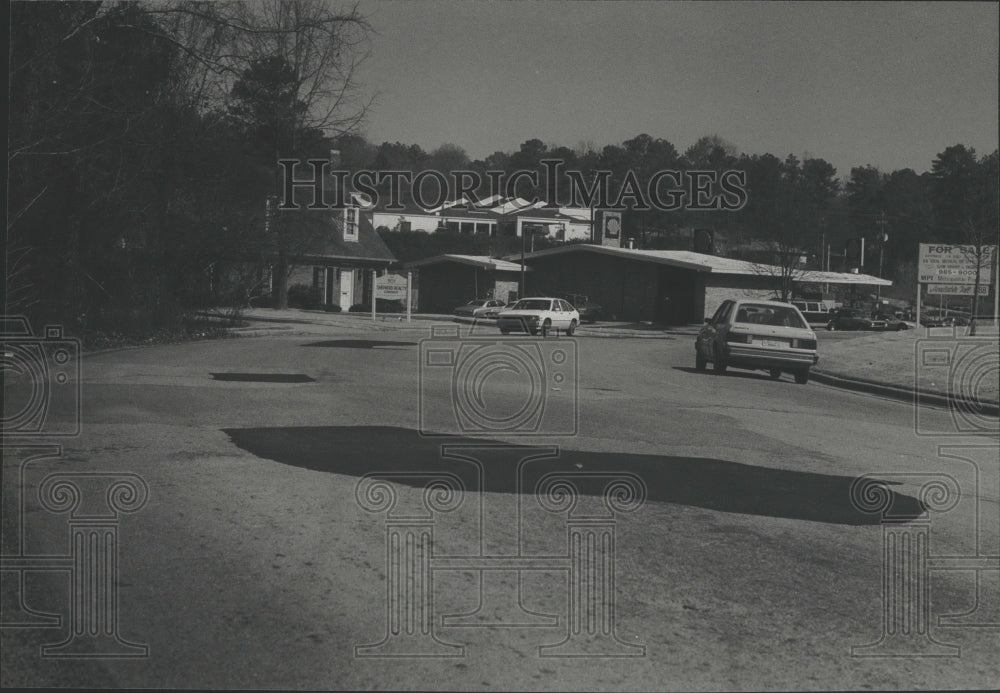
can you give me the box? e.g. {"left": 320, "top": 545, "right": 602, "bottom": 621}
{"left": 481, "top": 301, "right": 516, "bottom": 319}
{"left": 497, "top": 297, "right": 580, "bottom": 336}
{"left": 873, "top": 313, "right": 912, "bottom": 331}
{"left": 454, "top": 299, "right": 507, "bottom": 318}
{"left": 560, "top": 293, "right": 602, "bottom": 323}
{"left": 826, "top": 308, "right": 887, "bottom": 331}
{"left": 919, "top": 315, "right": 969, "bottom": 328}
{"left": 695, "top": 299, "right": 819, "bottom": 384}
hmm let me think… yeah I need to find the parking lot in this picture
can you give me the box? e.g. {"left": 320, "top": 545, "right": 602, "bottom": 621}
{"left": 3, "top": 314, "right": 997, "bottom": 690}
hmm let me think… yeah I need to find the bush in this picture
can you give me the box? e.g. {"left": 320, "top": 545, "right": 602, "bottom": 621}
{"left": 323, "top": 303, "right": 342, "bottom": 312}
{"left": 287, "top": 283, "right": 322, "bottom": 310}
{"left": 349, "top": 298, "right": 405, "bottom": 313}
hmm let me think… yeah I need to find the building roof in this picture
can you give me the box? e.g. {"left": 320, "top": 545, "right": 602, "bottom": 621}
{"left": 404, "top": 254, "right": 531, "bottom": 272}
{"left": 510, "top": 244, "right": 892, "bottom": 285}
{"left": 796, "top": 270, "right": 893, "bottom": 286}
{"left": 510, "top": 207, "right": 579, "bottom": 222}
{"left": 295, "top": 211, "right": 396, "bottom": 264}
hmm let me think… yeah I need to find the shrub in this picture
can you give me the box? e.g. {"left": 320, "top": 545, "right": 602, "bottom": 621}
{"left": 287, "top": 283, "right": 322, "bottom": 309}
{"left": 348, "top": 298, "right": 405, "bottom": 313}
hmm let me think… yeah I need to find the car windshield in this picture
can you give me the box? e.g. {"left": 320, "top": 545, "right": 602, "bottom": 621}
{"left": 466, "top": 300, "right": 488, "bottom": 307}
{"left": 734, "top": 303, "right": 808, "bottom": 329}
{"left": 512, "top": 299, "right": 551, "bottom": 311}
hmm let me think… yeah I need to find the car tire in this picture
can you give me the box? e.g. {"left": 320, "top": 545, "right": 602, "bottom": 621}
{"left": 541, "top": 319, "right": 551, "bottom": 337}
{"left": 566, "top": 320, "right": 577, "bottom": 336}
{"left": 695, "top": 348, "right": 706, "bottom": 371}
{"left": 712, "top": 347, "right": 727, "bottom": 375}
{"left": 768, "top": 369, "right": 782, "bottom": 380}
{"left": 826, "top": 322, "right": 836, "bottom": 331}
{"left": 794, "top": 369, "right": 809, "bottom": 385}
{"left": 896, "top": 324, "right": 905, "bottom": 331}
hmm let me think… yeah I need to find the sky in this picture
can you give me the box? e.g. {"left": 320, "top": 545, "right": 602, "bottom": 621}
{"left": 352, "top": 0, "right": 999, "bottom": 179}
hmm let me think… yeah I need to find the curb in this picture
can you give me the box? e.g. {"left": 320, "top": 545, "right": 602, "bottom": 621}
{"left": 811, "top": 369, "right": 1000, "bottom": 416}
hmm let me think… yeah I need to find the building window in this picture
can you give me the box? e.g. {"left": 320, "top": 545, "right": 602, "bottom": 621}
{"left": 461, "top": 222, "right": 474, "bottom": 235}
{"left": 344, "top": 206, "right": 359, "bottom": 242}
{"left": 399, "top": 220, "right": 412, "bottom": 233}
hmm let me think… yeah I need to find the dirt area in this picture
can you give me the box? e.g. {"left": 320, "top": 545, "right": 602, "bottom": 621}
{"left": 816, "top": 327, "right": 999, "bottom": 403}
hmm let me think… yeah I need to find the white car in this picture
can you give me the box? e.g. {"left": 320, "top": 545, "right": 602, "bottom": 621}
{"left": 496, "top": 297, "right": 580, "bottom": 336}
{"left": 695, "top": 299, "right": 819, "bottom": 384}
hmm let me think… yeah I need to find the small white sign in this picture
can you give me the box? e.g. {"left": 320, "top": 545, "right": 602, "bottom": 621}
{"left": 375, "top": 273, "right": 408, "bottom": 299}
{"left": 918, "top": 244, "right": 997, "bottom": 284}
{"left": 927, "top": 283, "right": 990, "bottom": 296}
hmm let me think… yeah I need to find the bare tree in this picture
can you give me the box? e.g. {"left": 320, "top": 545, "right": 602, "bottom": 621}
{"left": 741, "top": 156, "right": 839, "bottom": 302}
{"left": 220, "top": 1, "right": 373, "bottom": 308}
{"left": 932, "top": 147, "right": 1000, "bottom": 331}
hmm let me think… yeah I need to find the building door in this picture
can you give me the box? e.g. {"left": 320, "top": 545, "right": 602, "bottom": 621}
{"left": 657, "top": 267, "right": 697, "bottom": 325}
{"left": 339, "top": 269, "right": 354, "bottom": 309}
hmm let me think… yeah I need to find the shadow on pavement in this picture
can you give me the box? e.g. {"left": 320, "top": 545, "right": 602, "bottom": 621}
{"left": 210, "top": 373, "right": 315, "bottom": 383}
{"left": 299, "top": 339, "right": 418, "bottom": 349}
{"left": 222, "top": 425, "right": 922, "bottom": 525}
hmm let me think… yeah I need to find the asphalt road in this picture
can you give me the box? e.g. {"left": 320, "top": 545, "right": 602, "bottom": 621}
{"left": 3, "top": 322, "right": 998, "bottom": 690}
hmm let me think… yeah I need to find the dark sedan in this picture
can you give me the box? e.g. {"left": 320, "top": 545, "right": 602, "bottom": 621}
{"left": 826, "top": 308, "right": 887, "bottom": 331}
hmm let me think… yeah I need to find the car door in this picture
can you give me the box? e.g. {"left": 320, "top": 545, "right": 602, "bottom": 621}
{"left": 699, "top": 301, "right": 732, "bottom": 358}
{"left": 563, "top": 300, "right": 578, "bottom": 325}
{"left": 548, "top": 300, "right": 565, "bottom": 329}
{"left": 556, "top": 299, "right": 573, "bottom": 329}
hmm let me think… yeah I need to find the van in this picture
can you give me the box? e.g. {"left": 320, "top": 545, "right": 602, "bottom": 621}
{"left": 791, "top": 300, "right": 837, "bottom": 325}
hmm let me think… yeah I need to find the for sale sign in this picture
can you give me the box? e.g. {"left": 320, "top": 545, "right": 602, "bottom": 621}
{"left": 927, "top": 283, "right": 990, "bottom": 296}
{"left": 918, "top": 244, "right": 997, "bottom": 284}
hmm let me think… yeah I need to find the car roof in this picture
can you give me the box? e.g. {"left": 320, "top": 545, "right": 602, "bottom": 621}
{"left": 733, "top": 299, "right": 798, "bottom": 308}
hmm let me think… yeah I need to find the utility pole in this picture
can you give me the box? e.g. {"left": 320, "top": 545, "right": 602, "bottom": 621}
{"left": 875, "top": 211, "right": 889, "bottom": 302}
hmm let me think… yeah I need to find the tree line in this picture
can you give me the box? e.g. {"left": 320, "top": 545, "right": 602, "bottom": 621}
{"left": 357, "top": 135, "right": 996, "bottom": 300}
{"left": 7, "top": 2, "right": 997, "bottom": 332}
{"left": 8, "top": 0, "right": 372, "bottom": 329}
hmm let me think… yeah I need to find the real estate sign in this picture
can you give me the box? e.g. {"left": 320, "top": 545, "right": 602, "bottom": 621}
{"left": 926, "top": 283, "right": 990, "bottom": 296}
{"left": 918, "top": 244, "right": 998, "bottom": 284}
{"left": 375, "top": 272, "right": 409, "bottom": 300}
